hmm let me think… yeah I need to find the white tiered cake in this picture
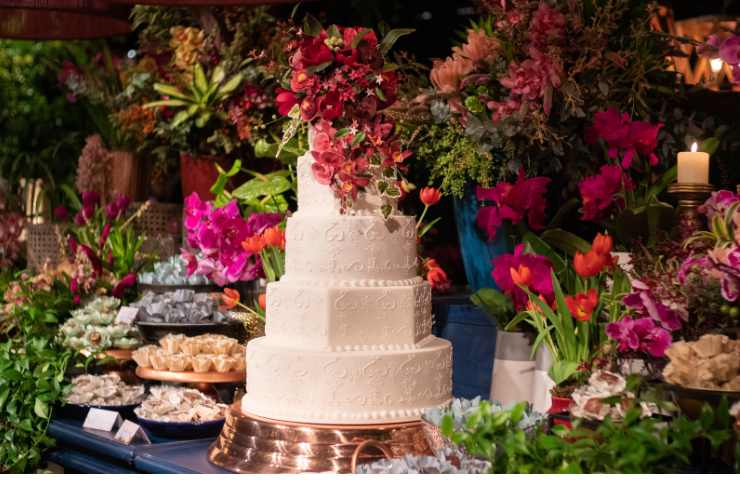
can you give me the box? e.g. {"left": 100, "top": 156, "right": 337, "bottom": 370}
{"left": 241, "top": 152, "right": 453, "bottom": 424}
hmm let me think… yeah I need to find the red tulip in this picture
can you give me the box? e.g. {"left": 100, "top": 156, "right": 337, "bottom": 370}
{"left": 591, "top": 233, "right": 613, "bottom": 257}
{"left": 258, "top": 293, "right": 267, "bottom": 311}
{"left": 420, "top": 187, "right": 442, "bottom": 207}
{"left": 221, "top": 288, "right": 240, "bottom": 310}
{"left": 565, "top": 289, "right": 599, "bottom": 321}
{"left": 242, "top": 235, "right": 265, "bottom": 254}
{"left": 573, "top": 250, "right": 605, "bottom": 278}
{"left": 262, "top": 226, "right": 285, "bottom": 250}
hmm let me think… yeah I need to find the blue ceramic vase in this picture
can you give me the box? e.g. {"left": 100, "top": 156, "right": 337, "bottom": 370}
{"left": 452, "top": 185, "right": 510, "bottom": 291}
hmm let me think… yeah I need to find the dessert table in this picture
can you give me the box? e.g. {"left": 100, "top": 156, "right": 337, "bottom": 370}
{"left": 46, "top": 418, "right": 230, "bottom": 474}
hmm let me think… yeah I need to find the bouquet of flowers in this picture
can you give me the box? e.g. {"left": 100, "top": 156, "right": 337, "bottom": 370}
{"left": 65, "top": 191, "right": 153, "bottom": 302}
{"left": 403, "top": 0, "right": 673, "bottom": 198}
{"left": 182, "top": 192, "right": 281, "bottom": 286}
{"left": 275, "top": 16, "right": 414, "bottom": 216}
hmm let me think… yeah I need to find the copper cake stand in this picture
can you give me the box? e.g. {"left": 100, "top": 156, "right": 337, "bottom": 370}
{"left": 208, "top": 403, "right": 432, "bottom": 473}
{"left": 135, "top": 367, "right": 245, "bottom": 384}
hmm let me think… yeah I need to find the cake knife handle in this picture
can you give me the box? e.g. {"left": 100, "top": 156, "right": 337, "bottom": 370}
{"left": 350, "top": 439, "right": 394, "bottom": 473}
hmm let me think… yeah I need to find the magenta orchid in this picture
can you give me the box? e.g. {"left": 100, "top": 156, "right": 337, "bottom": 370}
{"left": 182, "top": 192, "right": 280, "bottom": 286}
{"left": 605, "top": 316, "right": 672, "bottom": 358}
{"left": 578, "top": 164, "right": 633, "bottom": 221}
{"left": 585, "top": 107, "right": 662, "bottom": 168}
{"left": 475, "top": 170, "right": 550, "bottom": 241}
{"left": 491, "top": 243, "right": 554, "bottom": 310}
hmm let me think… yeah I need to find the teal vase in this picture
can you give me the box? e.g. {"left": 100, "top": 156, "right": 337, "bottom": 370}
{"left": 452, "top": 185, "right": 509, "bottom": 291}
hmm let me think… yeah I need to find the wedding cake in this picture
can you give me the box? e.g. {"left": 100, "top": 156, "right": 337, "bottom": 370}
{"left": 241, "top": 152, "right": 453, "bottom": 424}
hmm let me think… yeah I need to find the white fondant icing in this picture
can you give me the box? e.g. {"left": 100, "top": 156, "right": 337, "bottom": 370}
{"left": 242, "top": 142, "right": 452, "bottom": 425}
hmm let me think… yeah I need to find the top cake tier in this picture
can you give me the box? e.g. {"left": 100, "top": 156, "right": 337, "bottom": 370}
{"left": 296, "top": 152, "right": 397, "bottom": 216}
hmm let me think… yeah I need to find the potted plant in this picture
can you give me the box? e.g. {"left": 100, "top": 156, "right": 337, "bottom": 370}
{"left": 507, "top": 232, "right": 631, "bottom": 413}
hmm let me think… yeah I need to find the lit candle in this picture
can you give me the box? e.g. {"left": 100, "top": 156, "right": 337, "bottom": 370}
{"left": 677, "top": 142, "right": 709, "bottom": 184}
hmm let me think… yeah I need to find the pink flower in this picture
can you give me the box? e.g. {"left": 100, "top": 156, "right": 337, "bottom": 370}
{"left": 528, "top": 2, "right": 566, "bottom": 48}
{"left": 623, "top": 281, "right": 683, "bottom": 331}
{"left": 605, "top": 316, "right": 672, "bottom": 357}
{"left": 452, "top": 29, "right": 500, "bottom": 63}
{"left": 476, "top": 171, "right": 550, "bottom": 241}
{"left": 53, "top": 205, "right": 69, "bottom": 222}
{"left": 111, "top": 272, "right": 136, "bottom": 298}
{"left": 82, "top": 191, "right": 100, "bottom": 209}
{"left": 698, "top": 190, "right": 740, "bottom": 221}
{"left": 492, "top": 244, "right": 554, "bottom": 310}
{"left": 578, "top": 165, "right": 630, "bottom": 221}
{"left": 318, "top": 92, "right": 343, "bottom": 121}
{"left": 430, "top": 56, "right": 474, "bottom": 94}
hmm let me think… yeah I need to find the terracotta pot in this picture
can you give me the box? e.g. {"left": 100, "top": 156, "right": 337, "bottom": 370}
{"left": 179, "top": 152, "right": 220, "bottom": 201}
{"left": 109, "top": 150, "right": 139, "bottom": 200}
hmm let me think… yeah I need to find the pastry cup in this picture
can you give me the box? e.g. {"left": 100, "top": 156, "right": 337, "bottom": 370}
{"left": 166, "top": 353, "right": 192, "bottom": 372}
{"left": 212, "top": 354, "right": 236, "bottom": 373}
{"left": 149, "top": 349, "right": 169, "bottom": 371}
{"left": 192, "top": 354, "right": 213, "bottom": 373}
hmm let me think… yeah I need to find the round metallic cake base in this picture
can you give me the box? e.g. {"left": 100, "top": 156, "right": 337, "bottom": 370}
{"left": 135, "top": 367, "right": 245, "bottom": 384}
{"left": 208, "top": 403, "right": 432, "bottom": 473}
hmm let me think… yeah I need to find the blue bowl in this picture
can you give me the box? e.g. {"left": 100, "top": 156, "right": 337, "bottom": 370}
{"left": 135, "top": 415, "right": 225, "bottom": 439}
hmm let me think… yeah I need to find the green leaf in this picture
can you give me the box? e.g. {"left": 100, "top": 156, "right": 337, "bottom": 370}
{"left": 522, "top": 232, "right": 565, "bottom": 272}
{"left": 549, "top": 360, "right": 579, "bottom": 385}
{"left": 378, "top": 28, "right": 415, "bottom": 55}
{"left": 193, "top": 63, "right": 208, "bottom": 96}
{"left": 232, "top": 176, "right": 291, "bottom": 202}
{"left": 210, "top": 65, "right": 226, "bottom": 86}
{"left": 700, "top": 137, "right": 720, "bottom": 155}
{"left": 142, "top": 99, "right": 188, "bottom": 109}
{"left": 216, "top": 74, "right": 244, "bottom": 99}
{"left": 33, "top": 398, "right": 49, "bottom": 419}
{"left": 541, "top": 228, "right": 592, "bottom": 255}
{"left": 375, "top": 86, "right": 386, "bottom": 101}
{"left": 195, "top": 111, "right": 212, "bottom": 128}
{"left": 152, "top": 83, "right": 190, "bottom": 101}
{"left": 171, "top": 109, "right": 193, "bottom": 128}
{"left": 381, "top": 204, "right": 393, "bottom": 219}
{"left": 351, "top": 28, "right": 373, "bottom": 48}
{"left": 470, "top": 288, "right": 513, "bottom": 324}
{"left": 351, "top": 131, "right": 366, "bottom": 146}
{"left": 60, "top": 184, "right": 82, "bottom": 211}
{"left": 302, "top": 14, "right": 323, "bottom": 37}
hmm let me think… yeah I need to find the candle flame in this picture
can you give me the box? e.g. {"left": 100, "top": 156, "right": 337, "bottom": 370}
{"left": 691, "top": 142, "right": 698, "bottom": 152}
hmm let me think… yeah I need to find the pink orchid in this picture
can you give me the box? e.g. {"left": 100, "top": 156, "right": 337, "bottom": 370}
{"left": 606, "top": 316, "right": 672, "bottom": 357}
{"left": 578, "top": 164, "right": 631, "bottom": 221}
{"left": 491, "top": 243, "right": 554, "bottom": 310}
{"left": 586, "top": 108, "right": 662, "bottom": 168}
{"left": 623, "top": 281, "right": 684, "bottom": 331}
{"left": 475, "top": 171, "right": 550, "bottom": 241}
{"left": 698, "top": 190, "right": 740, "bottom": 221}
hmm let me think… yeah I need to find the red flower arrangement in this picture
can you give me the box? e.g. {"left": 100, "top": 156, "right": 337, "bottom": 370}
{"left": 276, "top": 19, "right": 413, "bottom": 215}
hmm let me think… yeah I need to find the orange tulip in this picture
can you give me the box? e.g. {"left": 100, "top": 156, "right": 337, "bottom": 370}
{"left": 258, "top": 293, "right": 266, "bottom": 310}
{"left": 242, "top": 235, "right": 265, "bottom": 254}
{"left": 565, "top": 288, "right": 598, "bottom": 321}
{"left": 526, "top": 294, "right": 548, "bottom": 314}
{"left": 591, "top": 233, "right": 613, "bottom": 257}
{"left": 262, "top": 225, "right": 286, "bottom": 249}
{"left": 509, "top": 264, "right": 532, "bottom": 287}
{"left": 221, "top": 288, "right": 240, "bottom": 310}
{"left": 419, "top": 187, "right": 442, "bottom": 207}
{"left": 573, "top": 250, "right": 605, "bottom": 278}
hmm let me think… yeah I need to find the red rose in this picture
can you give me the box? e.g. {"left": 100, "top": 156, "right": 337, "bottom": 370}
{"left": 298, "top": 35, "right": 333, "bottom": 67}
{"left": 290, "top": 70, "right": 314, "bottom": 93}
{"left": 342, "top": 27, "right": 378, "bottom": 49}
{"left": 275, "top": 88, "right": 298, "bottom": 116}
{"left": 318, "top": 92, "right": 343, "bottom": 121}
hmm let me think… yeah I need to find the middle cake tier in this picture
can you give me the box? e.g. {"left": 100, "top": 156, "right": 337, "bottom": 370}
{"left": 264, "top": 277, "right": 433, "bottom": 350}
{"left": 284, "top": 213, "right": 418, "bottom": 282}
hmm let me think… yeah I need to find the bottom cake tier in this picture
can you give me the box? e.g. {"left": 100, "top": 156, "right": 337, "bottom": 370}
{"left": 242, "top": 336, "right": 453, "bottom": 424}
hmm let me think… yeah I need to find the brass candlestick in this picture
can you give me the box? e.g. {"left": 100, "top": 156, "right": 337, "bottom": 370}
{"left": 667, "top": 183, "right": 713, "bottom": 239}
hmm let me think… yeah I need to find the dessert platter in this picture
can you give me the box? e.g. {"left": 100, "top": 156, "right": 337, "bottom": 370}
{"left": 134, "top": 386, "right": 228, "bottom": 438}
{"left": 62, "top": 373, "right": 146, "bottom": 419}
{"left": 208, "top": 151, "right": 453, "bottom": 472}
{"left": 133, "top": 333, "right": 246, "bottom": 384}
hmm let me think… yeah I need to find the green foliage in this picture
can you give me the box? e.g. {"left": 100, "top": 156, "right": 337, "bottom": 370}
{"left": 445, "top": 400, "right": 734, "bottom": 474}
{"left": 0, "top": 274, "right": 75, "bottom": 473}
{"left": 470, "top": 288, "right": 514, "bottom": 327}
{"left": 0, "top": 40, "right": 89, "bottom": 195}
{"left": 211, "top": 159, "right": 295, "bottom": 214}
{"left": 414, "top": 123, "right": 500, "bottom": 198}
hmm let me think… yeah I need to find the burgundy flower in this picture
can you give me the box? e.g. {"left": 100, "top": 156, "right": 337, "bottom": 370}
{"left": 579, "top": 164, "right": 630, "bottom": 221}
{"left": 54, "top": 205, "right": 69, "bottom": 222}
{"left": 300, "top": 98, "right": 317, "bottom": 121}
{"left": 82, "top": 191, "right": 100, "bottom": 209}
{"left": 111, "top": 272, "right": 136, "bottom": 298}
{"left": 318, "top": 92, "right": 343, "bottom": 121}
{"left": 293, "top": 33, "right": 333, "bottom": 68}
{"left": 476, "top": 170, "right": 550, "bottom": 241}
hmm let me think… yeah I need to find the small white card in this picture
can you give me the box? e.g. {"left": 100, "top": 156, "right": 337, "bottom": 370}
{"left": 83, "top": 408, "right": 123, "bottom": 432}
{"left": 115, "top": 306, "right": 140, "bottom": 325}
{"left": 114, "top": 420, "right": 151, "bottom": 445}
